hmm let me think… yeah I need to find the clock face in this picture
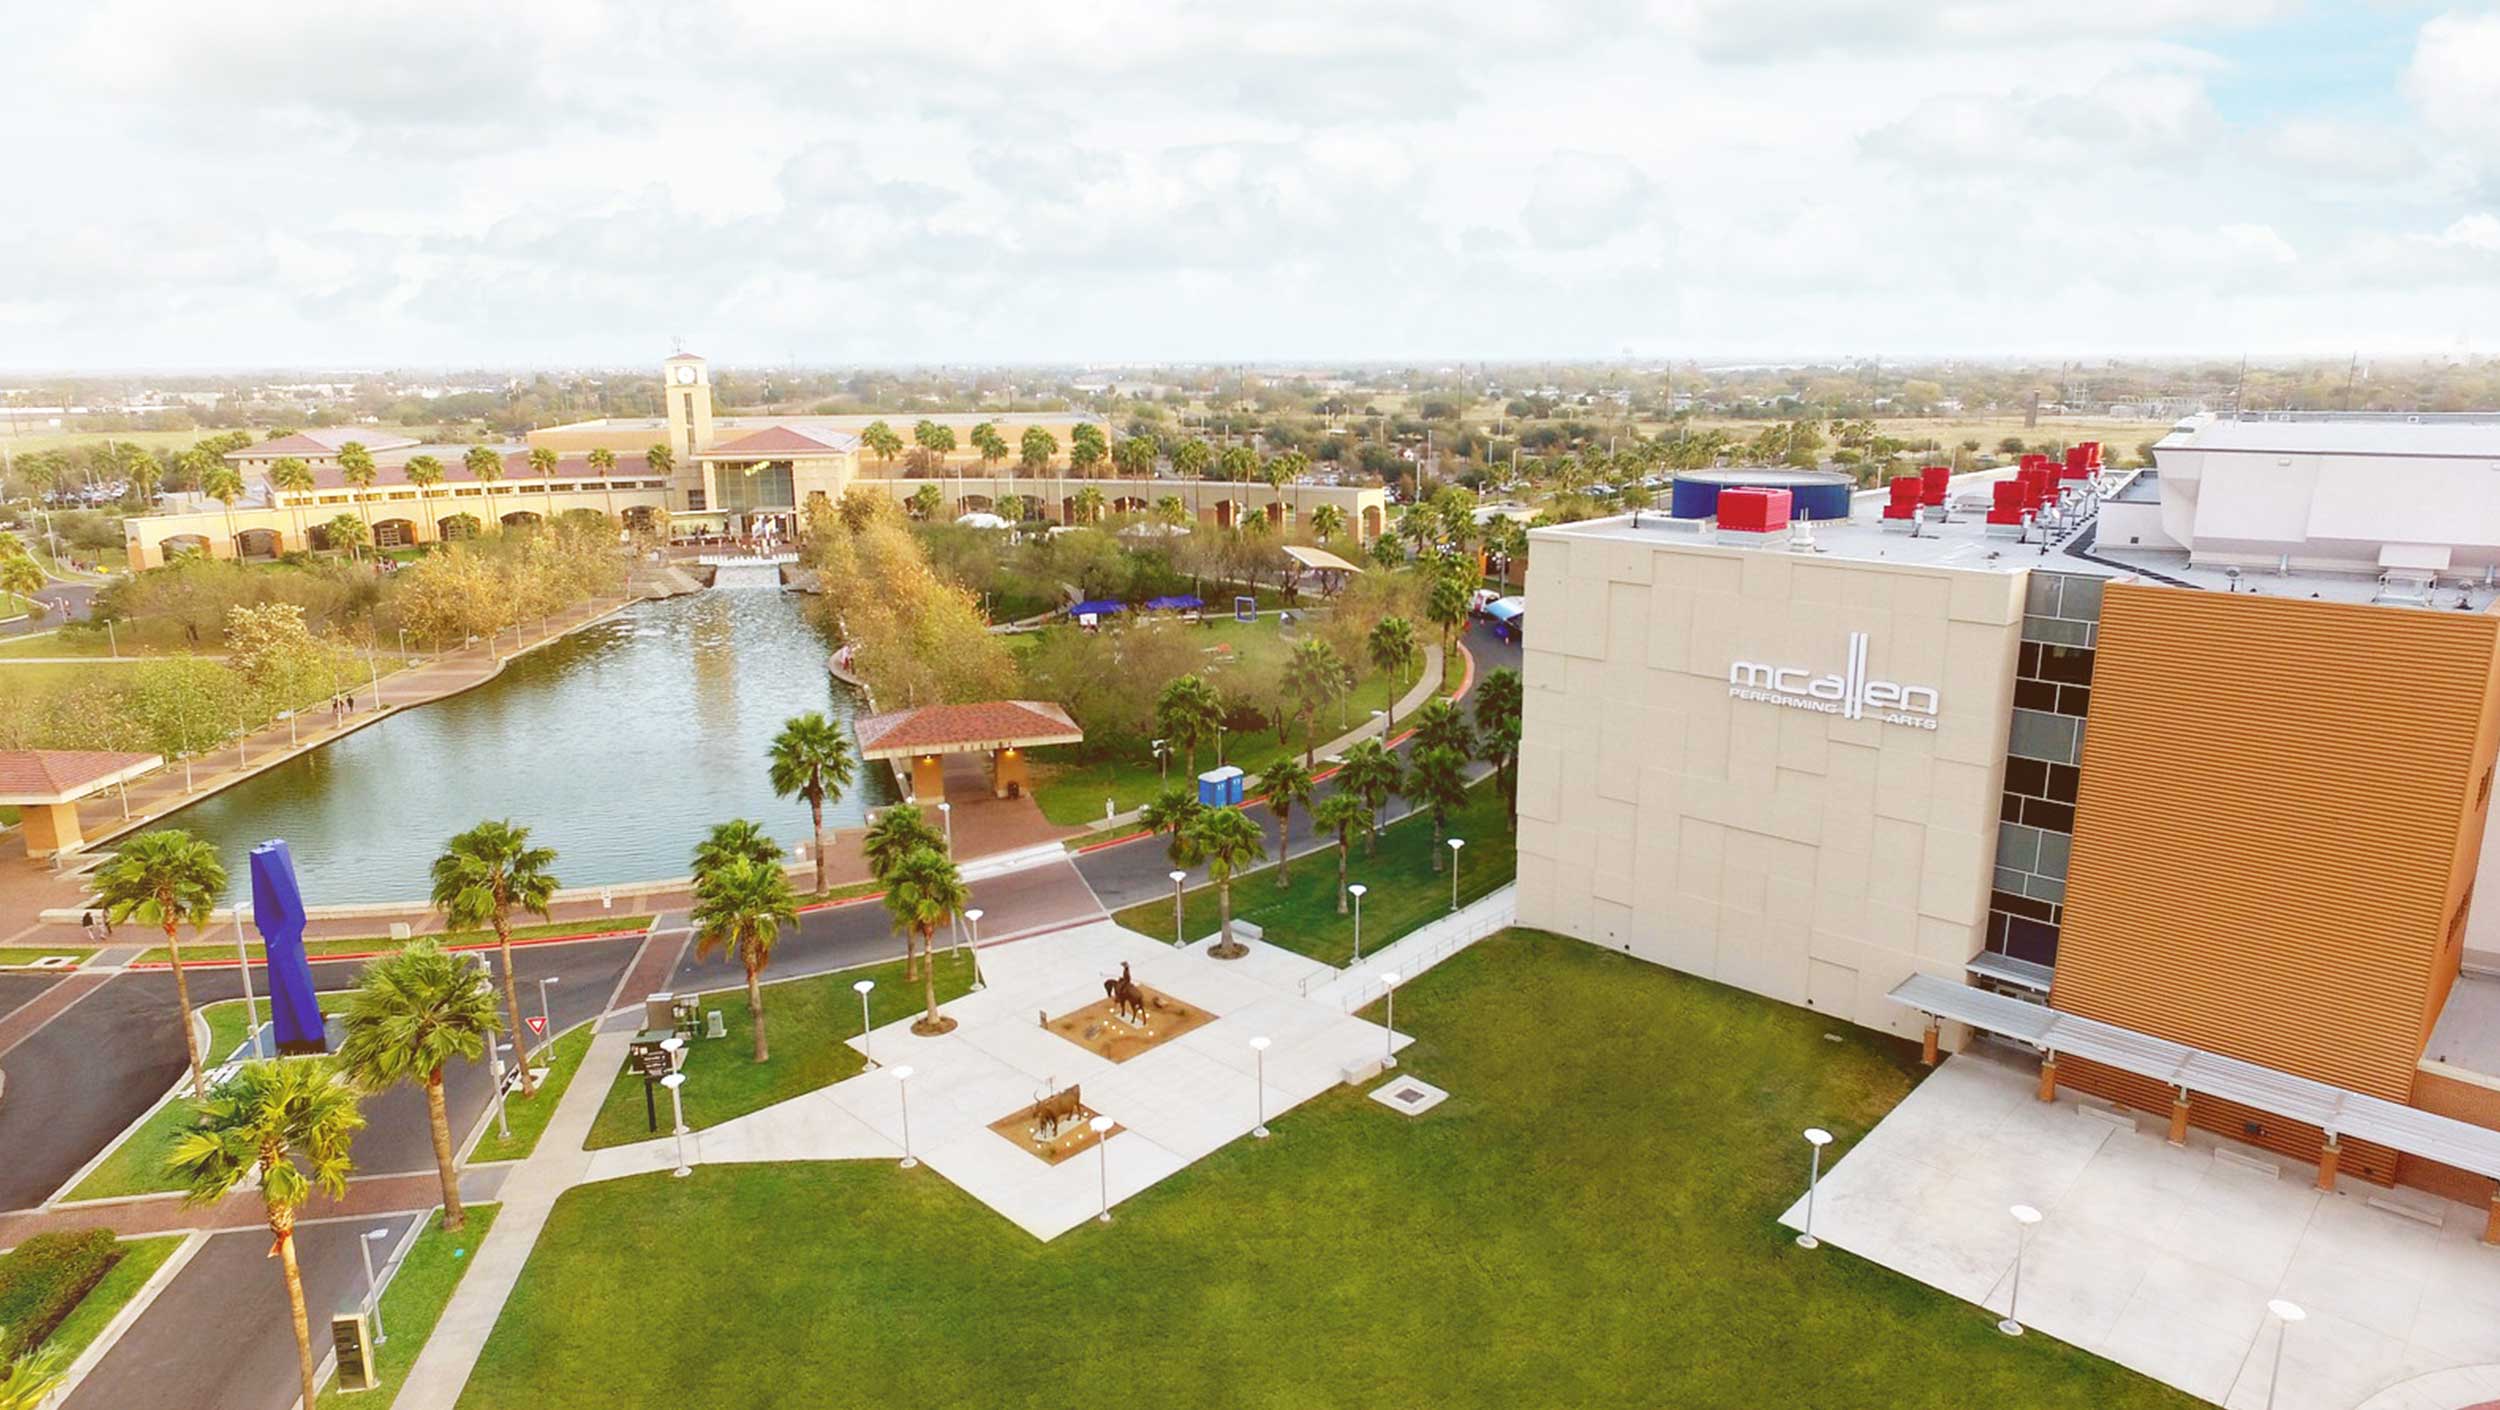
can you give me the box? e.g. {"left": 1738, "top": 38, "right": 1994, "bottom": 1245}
{"left": 674, "top": 365, "right": 696, "bottom": 385}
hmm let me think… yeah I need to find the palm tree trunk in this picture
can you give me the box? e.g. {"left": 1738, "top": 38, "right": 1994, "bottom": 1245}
{"left": 1275, "top": 811, "right": 1292, "bottom": 888}
{"left": 497, "top": 917, "right": 537, "bottom": 1097}
{"left": 1431, "top": 812, "right": 1445, "bottom": 871}
{"left": 902, "top": 918, "right": 917, "bottom": 982}
{"left": 425, "top": 1071, "right": 465, "bottom": 1232}
{"left": 166, "top": 922, "right": 206, "bottom": 1099}
{"left": 1215, "top": 879, "right": 1237, "bottom": 958}
{"left": 275, "top": 1205, "right": 319, "bottom": 1410}
{"left": 809, "top": 798, "right": 826, "bottom": 895}
{"left": 920, "top": 926, "right": 941, "bottom": 1027}
{"left": 747, "top": 960, "right": 768, "bottom": 1063}
{"left": 1335, "top": 838, "right": 1349, "bottom": 914}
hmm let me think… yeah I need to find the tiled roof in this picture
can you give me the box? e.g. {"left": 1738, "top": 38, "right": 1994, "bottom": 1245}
{"left": 225, "top": 429, "right": 420, "bottom": 460}
{"left": 852, "top": 701, "right": 1083, "bottom": 757}
{"left": 705, "top": 425, "right": 856, "bottom": 457}
{"left": 0, "top": 749, "right": 162, "bottom": 804}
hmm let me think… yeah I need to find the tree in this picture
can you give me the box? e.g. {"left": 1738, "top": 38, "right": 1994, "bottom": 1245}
{"left": 768, "top": 711, "right": 854, "bottom": 894}
{"left": 1171, "top": 438, "right": 1213, "bottom": 480}
{"left": 971, "top": 422, "right": 1009, "bottom": 476}
{"left": 691, "top": 855, "right": 798, "bottom": 1062}
{"left": 268, "top": 456, "right": 315, "bottom": 551}
{"left": 201, "top": 460, "right": 245, "bottom": 555}
{"left": 1261, "top": 756, "right": 1315, "bottom": 887}
{"left": 1367, "top": 616, "right": 1419, "bottom": 733}
{"left": 337, "top": 441, "right": 376, "bottom": 535}
{"left": 881, "top": 847, "right": 967, "bottom": 1033}
{"left": 1020, "top": 426, "right": 1058, "bottom": 477}
{"left": 1185, "top": 807, "right": 1265, "bottom": 959}
{"left": 338, "top": 940, "right": 499, "bottom": 1231}
{"left": 693, "top": 818, "right": 782, "bottom": 875}
{"left": 1427, "top": 570, "right": 1470, "bottom": 653}
{"left": 912, "top": 420, "right": 957, "bottom": 474}
{"left": 404, "top": 453, "right": 445, "bottom": 543}
{"left": 1154, "top": 673, "right": 1223, "bottom": 777}
{"left": 1474, "top": 667, "right": 1523, "bottom": 825}
{"left": 861, "top": 420, "right": 903, "bottom": 470}
{"left": 1410, "top": 696, "right": 1475, "bottom": 760}
{"left": 862, "top": 806, "right": 946, "bottom": 979}
{"left": 465, "top": 445, "right": 505, "bottom": 526}
{"left": 429, "top": 821, "right": 559, "bottom": 1098}
{"left": 325, "top": 512, "right": 370, "bottom": 561}
{"left": 92, "top": 830, "right": 226, "bottom": 1099}
{"left": 1335, "top": 739, "right": 1403, "bottom": 856}
{"left": 1283, "top": 637, "right": 1345, "bottom": 765}
{"left": 648, "top": 442, "right": 676, "bottom": 481}
{"left": 170, "top": 1058, "right": 363, "bottom": 1410}
{"left": 1071, "top": 422, "right": 1107, "bottom": 477}
{"left": 1310, "top": 503, "right": 1346, "bottom": 543}
{"left": 586, "top": 446, "right": 618, "bottom": 519}
{"left": 0, "top": 551, "right": 41, "bottom": 605}
{"left": 527, "top": 445, "right": 559, "bottom": 523}
{"left": 1139, "top": 787, "right": 1205, "bottom": 869}
{"left": 1072, "top": 485, "right": 1104, "bottom": 524}
{"left": 1409, "top": 745, "right": 1468, "bottom": 870}
{"left": 908, "top": 484, "right": 943, "bottom": 520}
{"left": 1112, "top": 435, "right": 1157, "bottom": 478}
{"left": 1313, "top": 790, "right": 1369, "bottom": 913}
{"left": 1153, "top": 495, "right": 1187, "bottom": 528}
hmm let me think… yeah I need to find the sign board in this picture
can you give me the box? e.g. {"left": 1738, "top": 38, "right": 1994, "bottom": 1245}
{"left": 524, "top": 1014, "right": 547, "bottom": 1037}
{"left": 1234, "top": 596, "right": 1255, "bottom": 623}
{"left": 1727, "top": 632, "right": 1941, "bottom": 731}
{"left": 629, "top": 1032, "right": 677, "bottom": 1080}
{"left": 331, "top": 1311, "right": 376, "bottom": 1392}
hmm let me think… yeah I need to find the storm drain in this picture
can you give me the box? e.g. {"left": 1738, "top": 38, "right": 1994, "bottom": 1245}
{"left": 1368, "top": 1077, "right": 1448, "bottom": 1116}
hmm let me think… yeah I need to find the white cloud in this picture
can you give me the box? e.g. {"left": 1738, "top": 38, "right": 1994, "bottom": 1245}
{"left": 2405, "top": 8, "right": 2500, "bottom": 152}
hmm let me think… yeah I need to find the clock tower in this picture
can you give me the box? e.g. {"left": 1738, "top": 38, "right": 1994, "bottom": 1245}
{"left": 662, "top": 353, "right": 714, "bottom": 462}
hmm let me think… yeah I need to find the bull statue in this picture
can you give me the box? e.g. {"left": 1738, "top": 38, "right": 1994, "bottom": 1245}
{"left": 1032, "top": 1082, "right": 1084, "bottom": 1143}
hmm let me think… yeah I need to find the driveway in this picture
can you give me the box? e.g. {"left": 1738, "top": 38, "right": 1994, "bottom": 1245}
{"left": 1779, "top": 1049, "right": 2500, "bottom": 1410}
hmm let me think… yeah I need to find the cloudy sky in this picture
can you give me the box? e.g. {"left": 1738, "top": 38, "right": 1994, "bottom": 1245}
{"left": 6, "top": 0, "right": 2498, "bottom": 369}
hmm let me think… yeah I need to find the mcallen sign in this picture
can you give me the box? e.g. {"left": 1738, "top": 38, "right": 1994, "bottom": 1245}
{"left": 1728, "top": 632, "right": 1940, "bottom": 730}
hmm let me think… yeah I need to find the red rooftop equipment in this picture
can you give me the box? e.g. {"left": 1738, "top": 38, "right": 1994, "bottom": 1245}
{"left": 1716, "top": 486, "right": 1792, "bottom": 533}
{"left": 1919, "top": 464, "right": 1949, "bottom": 506}
{"left": 1987, "top": 479, "right": 2028, "bottom": 526}
{"left": 1881, "top": 476, "right": 1921, "bottom": 521}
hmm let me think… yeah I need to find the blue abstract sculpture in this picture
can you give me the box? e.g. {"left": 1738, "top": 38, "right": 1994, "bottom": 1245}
{"left": 249, "top": 840, "right": 328, "bottom": 1055}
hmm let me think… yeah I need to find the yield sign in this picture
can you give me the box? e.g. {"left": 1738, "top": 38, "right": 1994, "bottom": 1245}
{"left": 525, "top": 1014, "right": 547, "bottom": 1037}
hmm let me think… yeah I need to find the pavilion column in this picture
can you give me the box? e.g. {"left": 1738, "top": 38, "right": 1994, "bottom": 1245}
{"left": 910, "top": 753, "right": 945, "bottom": 803}
{"left": 1920, "top": 1018, "right": 1940, "bottom": 1067}
{"left": 2486, "top": 1188, "right": 2500, "bottom": 1247}
{"left": 2036, "top": 1054, "right": 2059, "bottom": 1103}
{"left": 2315, "top": 1134, "right": 2340, "bottom": 1192}
{"left": 2167, "top": 1089, "right": 2192, "bottom": 1147}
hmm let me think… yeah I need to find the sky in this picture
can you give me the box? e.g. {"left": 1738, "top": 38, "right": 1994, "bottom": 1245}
{"left": 5, "top": 0, "right": 2499, "bottom": 370}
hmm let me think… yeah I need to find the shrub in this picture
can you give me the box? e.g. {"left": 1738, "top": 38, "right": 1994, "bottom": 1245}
{"left": 0, "top": 1229, "right": 123, "bottom": 1359}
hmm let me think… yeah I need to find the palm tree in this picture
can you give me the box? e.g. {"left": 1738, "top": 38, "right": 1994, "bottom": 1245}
{"left": 1172, "top": 438, "right": 1213, "bottom": 481}
{"left": 909, "top": 484, "right": 943, "bottom": 520}
{"left": 1154, "top": 673, "right": 1223, "bottom": 777}
{"left": 528, "top": 445, "right": 558, "bottom": 525}
{"left": 337, "top": 441, "right": 376, "bottom": 537}
{"left": 169, "top": 1058, "right": 363, "bottom": 1410}
{"left": 338, "top": 940, "right": 500, "bottom": 1232}
{"left": 1261, "top": 757, "right": 1315, "bottom": 887}
{"left": 1153, "top": 494, "right": 1187, "bottom": 529}
{"left": 1283, "top": 637, "right": 1345, "bottom": 766}
{"left": 0, "top": 552, "right": 40, "bottom": 608}
{"left": 881, "top": 847, "right": 967, "bottom": 1034}
{"left": 768, "top": 712, "right": 854, "bottom": 895}
{"left": 200, "top": 460, "right": 245, "bottom": 558}
{"left": 325, "top": 512, "right": 370, "bottom": 561}
{"left": 1185, "top": 808, "right": 1265, "bottom": 960}
{"left": 970, "top": 422, "right": 1008, "bottom": 479}
{"left": 404, "top": 454, "right": 445, "bottom": 545}
{"left": 1410, "top": 696, "right": 1475, "bottom": 760}
{"left": 862, "top": 806, "right": 946, "bottom": 978}
{"left": 268, "top": 456, "right": 315, "bottom": 553}
{"left": 1310, "top": 503, "right": 1346, "bottom": 543}
{"left": 1409, "top": 745, "right": 1469, "bottom": 871}
{"left": 464, "top": 446, "right": 504, "bottom": 529}
{"left": 1072, "top": 485, "right": 1105, "bottom": 524}
{"left": 1217, "top": 444, "right": 1257, "bottom": 484}
{"left": 587, "top": 446, "right": 618, "bottom": 520}
{"left": 1367, "top": 616, "right": 1419, "bottom": 733}
{"left": 691, "top": 855, "right": 798, "bottom": 1063}
{"left": 912, "top": 420, "right": 957, "bottom": 476}
{"left": 429, "top": 821, "right": 559, "bottom": 1098}
{"left": 1139, "top": 787, "right": 1204, "bottom": 869}
{"left": 1335, "top": 739, "right": 1404, "bottom": 857}
{"left": 1313, "top": 790, "right": 1369, "bottom": 913}
{"left": 693, "top": 818, "right": 782, "bottom": 876}
{"left": 1474, "top": 667, "right": 1523, "bottom": 828}
{"left": 1428, "top": 572, "right": 1470, "bottom": 655}
{"left": 1071, "top": 423, "right": 1107, "bottom": 478}
{"left": 91, "top": 830, "right": 226, "bottom": 1099}
{"left": 861, "top": 421, "right": 903, "bottom": 472}
{"left": 1113, "top": 435, "right": 1158, "bottom": 479}
{"left": 1020, "top": 426, "right": 1058, "bottom": 479}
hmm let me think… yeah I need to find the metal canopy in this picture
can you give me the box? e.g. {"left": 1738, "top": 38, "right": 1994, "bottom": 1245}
{"left": 1889, "top": 974, "right": 2500, "bottom": 1181}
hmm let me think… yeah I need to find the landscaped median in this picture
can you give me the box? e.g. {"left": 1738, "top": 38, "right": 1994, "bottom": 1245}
{"left": 131, "top": 916, "right": 656, "bottom": 967}
{"left": 582, "top": 951, "right": 977, "bottom": 1151}
{"left": 1111, "top": 779, "right": 1516, "bottom": 968}
{"left": 469, "top": 1026, "right": 594, "bottom": 1164}
{"left": 311, "top": 1205, "right": 499, "bottom": 1410}
{"left": 0, "top": 946, "right": 95, "bottom": 969}
{"left": 0, "top": 1228, "right": 184, "bottom": 1371}
{"left": 62, "top": 997, "right": 294, "bottom": 1202}
{"left": 457, "top": 932, "right": 2198, "bottom": 1410}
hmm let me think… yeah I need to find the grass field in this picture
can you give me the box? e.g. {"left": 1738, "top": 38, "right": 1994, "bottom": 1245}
{"left": 582, "top": 952, "right": 977, "bottom": 1151}
{"left": 313, "top": 1206, "right": 500, "bottom": 1410}
{"left": 41, "top": 1234, "right": 186, "bottom": 1363}
{"left": 64, "top": 998, "right": 313, "bottom": 1202}
{"left": 459, "top": 932, "right": 2196, "bottom": 1410}
{"left": 0, "top": 946, "right": 94, "bottom": 968}
{"left": 0, "top": 427, "right": 257, "bottom": 455}
{"left": 469, "top": 1026, "right": 594, "bottom": 1165}
{"left": 136, "top": 916, "right": 654, "bottom": 966}
{"left": 1113, "top": 779, "right": 1513, "bottom": 967}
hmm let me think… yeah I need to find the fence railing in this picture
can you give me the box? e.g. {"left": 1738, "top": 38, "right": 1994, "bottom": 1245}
{"left": 1334, "top": 890, "right": 1517, "bottom": 1013}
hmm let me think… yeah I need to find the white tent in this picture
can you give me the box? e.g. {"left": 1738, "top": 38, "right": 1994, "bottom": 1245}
{"left": 955, "top": 512, "right": 1010, "bottom": 529}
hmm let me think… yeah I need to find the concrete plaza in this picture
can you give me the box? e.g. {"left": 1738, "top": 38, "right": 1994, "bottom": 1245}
{"left": 1780, "top": 1049, "right": 2500, "bottom": 1410}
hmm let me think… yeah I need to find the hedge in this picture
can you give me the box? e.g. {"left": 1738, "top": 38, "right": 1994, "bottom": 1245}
{"left": 0, "top": 1229, "right": 123, "bottom": 1359}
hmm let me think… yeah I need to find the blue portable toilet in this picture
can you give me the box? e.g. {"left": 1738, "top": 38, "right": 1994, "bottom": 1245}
{"left": 1197, "top": 765, "right": 1246, "bottom": 808}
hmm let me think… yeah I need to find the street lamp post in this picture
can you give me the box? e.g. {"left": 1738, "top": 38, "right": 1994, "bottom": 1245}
{"left": 1249, "top": 1036, "right": 1271, "bottom": 1139}
{"left": 853, "top": 979, "right": 877, "bottom": 1067}
{"left": 534, "top": 975, "right": 559, "bottom": 1063}
{"left": 1348, "top": 883, "right": 1367, "bottom": 962}
{"left": 234, "top": 903, "right": 262, "bottom": 1059}
{"left": 1447, "top": 837, "right": 1465, "bottom": 913}
{"left": 1153, "top": 737, "right": 1169, "bottom": 785}
{"left": 893, "top": 1064, "right": 918, "bottom": 1169}
{"left": 964, "top": 907, "right": 985, "bottom": 990}
{"left": 938, "top": 800, "right": 952, "bottom": 857}
{"left": 1797, "top": 1128, "right": 1833, "bottom": 1249}
{"left": 279, "top": 709, "right": 298, "bottom": 748}
{"left": 486, "top": 1042, "right": 514, "bottom": 1141}
{"left": 2264, "top": 1300, "right": 2306, "bottom": 1410}
{"left": 1381, "top": 971, "right": 1401, "bottom": 1068}
{"left": 1998, "top": 1204, "right": 2042, "bottom": 1336}
{"left": 1169, "top": 869, "right": 1187, "bottom": 947}
{"left": 662, "top": 1070, "right": 692, "bottom": 1177}
{"left": 1091, "top": 1114, "right": 1116, "bottom": 1223}
{"left": 358, "top": 1228, "right": 393, "bottom": 1343}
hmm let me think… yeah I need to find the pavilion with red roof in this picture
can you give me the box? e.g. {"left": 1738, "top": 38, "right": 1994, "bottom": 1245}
{"left": 851, "top": 701, "right": 1082, "bottom": 803}
{"left": 0, "top": 749, "right": 163, "bottom": 858}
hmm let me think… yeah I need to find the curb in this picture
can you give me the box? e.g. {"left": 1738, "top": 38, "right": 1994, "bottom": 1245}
{"left": 120, "top": 924, "right": 652, "bottom": 972}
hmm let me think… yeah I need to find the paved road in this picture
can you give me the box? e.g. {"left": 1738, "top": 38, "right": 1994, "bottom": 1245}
{"left": 0, "top": 972, "right": 63, "bottom": 1024}
{"left": 0, "top": 937, "right": 642, "bottom": 1213}
{"left": 63, "top": 1212, "right": 426, "bottom": 1410}
{"left": 0, "top": 575, "right": 100, "bottom": 636}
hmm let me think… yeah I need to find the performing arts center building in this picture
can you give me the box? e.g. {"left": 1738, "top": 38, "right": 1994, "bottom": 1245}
{"left": 1517, "top": 414, "right": 2500, "bottom": 1229}
{"left": 121, "top": 352, "right": 1388, "bottom": 568}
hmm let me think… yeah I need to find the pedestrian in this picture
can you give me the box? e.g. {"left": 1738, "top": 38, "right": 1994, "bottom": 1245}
{"left": 81, "top": 910, "right": 100, "bottom": 944}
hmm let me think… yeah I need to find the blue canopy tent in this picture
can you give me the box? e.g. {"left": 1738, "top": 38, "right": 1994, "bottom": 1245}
{"left": 1144, "top": 594, "right": 1204, "bottom": 612}
{"left": 1066, "top": 599, "right": 1126, "bottom": 618}
{"left": 249, "top": 840, "right": 329, "bottom": 1055}
{"left": 1483, "top": 596, "right": 1525, "bottom": 623}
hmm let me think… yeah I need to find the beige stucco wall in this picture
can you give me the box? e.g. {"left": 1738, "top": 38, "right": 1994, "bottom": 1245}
{"left": 123, "top": 481, "right": 670, "bottom": 569}
{"left": 1513, "top": 525, "right": 2027, "bottom": 1040}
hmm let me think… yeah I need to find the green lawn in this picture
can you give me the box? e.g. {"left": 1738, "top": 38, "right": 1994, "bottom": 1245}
{"left": 40, "top": 1234, "right": 185, "bottom": 1363}
{"left": 313, "top": 1206, "right": 500, "bottom": 1410}
{"left": 582, "top": 952, "right": 977, "bottom": 1151}
{"left": 136, "top": 916, "right": 653, "bottom": 966}
{"left": 469, "top": 1026, "right": 594, "bottom": 1164}
{"left": 64, "top": 998, "right": 310, "bottom": 1202}
{"left": 0, "top": 946, "right": 94, "bottom": 968}
{"left": 1112, "top": 779, "right": 1515, "bottom": 968}
{"left": 459, "top": 933, "right": 2196, "bottom": 1410}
